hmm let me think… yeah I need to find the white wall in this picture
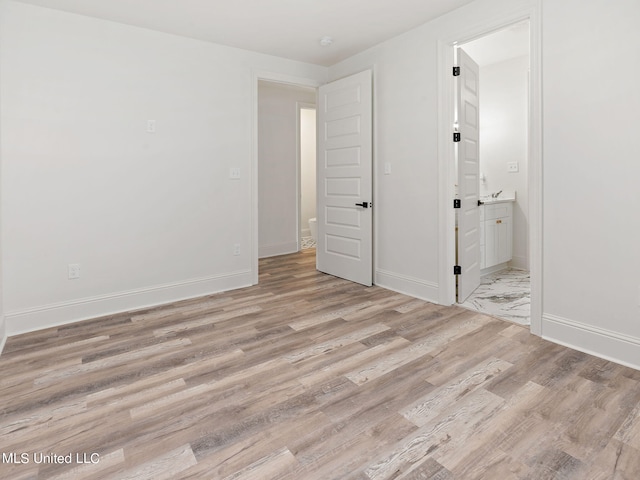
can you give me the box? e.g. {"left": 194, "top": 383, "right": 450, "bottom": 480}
{"left": 0, "top": 56, "right": 4, "bottom": 352}
{"left": 300, "top": 108, "right": 317, "bottom": 237}
{"left": 0, "top": 157, "right": 4, "bottom": 352}
{"left": 258, "top": 81, "right": 316, "bottom": 258}
{"left": 479, "top": 55, "right": 529, "bottom": 270}
{"left": 541, "top": 0, "right": 640, "bottom": 367}
{"left": 0, "top": 238, "right": 4, "bottom": 354}
{"left": 0, "top": 0, "right": 326, "bottom": 334}
{"left": 330, "top": 31, "right": 440, "bottom": 300}
{"left": 330, "top": 0, "right": 640, "bottom": 369}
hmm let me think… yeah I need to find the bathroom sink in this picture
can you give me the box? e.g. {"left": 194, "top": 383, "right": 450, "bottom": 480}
{"left": 480, "top": 192, "right": 516, "bottom": 204}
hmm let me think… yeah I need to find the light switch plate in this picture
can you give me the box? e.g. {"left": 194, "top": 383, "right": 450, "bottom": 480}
{"left": 68, "top": 263, "right": 81, "bottom": 279}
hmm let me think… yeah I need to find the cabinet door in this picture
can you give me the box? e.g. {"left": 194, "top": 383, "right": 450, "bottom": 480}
{"left": 497, "top": 216, "right": 512, "bottom": 264}
{"left": 484, "top": 216, "right": 513, "bottom": 268}
{"left": 485, "top": 220, "right": 499, "bottom": 268}
{"left": 479, "top": 210, "right": 485, "bottom": 269}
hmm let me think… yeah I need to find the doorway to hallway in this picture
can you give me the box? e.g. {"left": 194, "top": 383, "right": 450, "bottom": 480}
{"left": 255, "top": 71, "right": 375, "bottom": 287}
{"left": 257, "top": 80, "right": 316, "bottom": 259}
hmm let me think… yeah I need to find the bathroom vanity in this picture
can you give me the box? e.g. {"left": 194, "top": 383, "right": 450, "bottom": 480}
{"left": 480, "top": 197, "right": 514, "bottom": 272}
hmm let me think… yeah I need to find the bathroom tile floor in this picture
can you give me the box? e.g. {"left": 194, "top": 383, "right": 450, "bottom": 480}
{"left": 301, "top": 236, "right": 316, "bottom": 250}
{"left": 460, "top": 268, "right": 530, "bottom": 325}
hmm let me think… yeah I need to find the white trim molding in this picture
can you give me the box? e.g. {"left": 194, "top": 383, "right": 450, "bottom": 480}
{"left": 542, "top": 313, "right": 640, "bottom": 371}
{"left": 258, "top": 242, "right": 299, "bottom": 259}
{"left": 5, "top": 270, "right": 252, "bottom": 337}
{"left": 0, "top": 319, "right": 6, "bottom": 355}
{"left": 375, "top": 269, "right": 439, "bottom": 304}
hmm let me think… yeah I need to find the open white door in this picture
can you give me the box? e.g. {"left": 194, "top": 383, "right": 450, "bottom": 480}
{"left": 317, "top": 70, "right": 372, "bottom": 286}
{"left": 456, "top": 48, "right": 481, "bottom": 302}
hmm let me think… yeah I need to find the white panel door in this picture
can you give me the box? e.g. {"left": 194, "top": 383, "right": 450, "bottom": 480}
{"left": 317, "top": 70, "right": 372, "bottom": 286}
{"left": 457, "top": 48, "right": 481, "bottom": 302}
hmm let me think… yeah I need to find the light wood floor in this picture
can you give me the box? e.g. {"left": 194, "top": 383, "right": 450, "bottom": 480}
{"left": 1, "top": 249, "right": 640, "bottom": 479}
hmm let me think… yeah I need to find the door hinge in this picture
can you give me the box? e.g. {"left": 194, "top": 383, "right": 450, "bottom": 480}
{"left": 453, "top": 66, "right": 460, "bottom": 76}
{"left": 453, "top": 199, "right": 461, "bottom": 209}
{"left": 454, "top": 265, "right": 462, "bottom": 275}
{"left": 453, "top": 132, "right": 461, "bottom": 142}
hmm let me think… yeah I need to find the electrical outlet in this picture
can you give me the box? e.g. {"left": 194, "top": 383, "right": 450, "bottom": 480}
{"left": 229, "top": 167, "right": 241, "bottom": 179}
{"left": 146, "top": 120, "right": 156, "bottom": 133}
{"left": 68, "top": 263, "right": 81, "bottom": 280}
{"left": 507, "top": 162, "right": 519, "bottom": 173}
{"left": 233, "top": 243, "right": 241, "bottom": 256}
{"left": 384, "top": 162, "right": 392, "bottom": 175}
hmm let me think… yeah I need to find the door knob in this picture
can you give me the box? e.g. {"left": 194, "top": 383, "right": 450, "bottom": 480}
{"left": 355, "top": 202, "right": 369, "bottom": 208}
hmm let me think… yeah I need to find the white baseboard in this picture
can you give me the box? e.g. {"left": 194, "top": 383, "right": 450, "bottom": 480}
{"left": 5, "top": 269, "right": 253, "bottom": 337}
{"left": 259, "top": 241, "right": 299, "bottom": 258}
{"left": 0, "top": 317, "right": 6, "bottom": 355}
{"left": 481, "top": 262, "right": 509, "bottom": 276}
{"left": 509, "top": 255, "right": 529, "bottom": 270}
{"left": 542, "top": 313, "right": 640, "bottom": 371}
{"left": 375, "top": 268, "right": 439, "bottom": 304}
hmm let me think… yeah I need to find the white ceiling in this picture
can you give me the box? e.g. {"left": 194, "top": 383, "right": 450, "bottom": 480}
{"left": 14, "top": 0, "right": 479, "bottom": 66}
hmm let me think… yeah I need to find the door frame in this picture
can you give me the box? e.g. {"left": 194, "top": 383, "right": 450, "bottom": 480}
{"left": 436, "top": 2, "right": 543, "bottom": 335}
{"left": 251, "top": 71, "right": 322, "bottom": 284}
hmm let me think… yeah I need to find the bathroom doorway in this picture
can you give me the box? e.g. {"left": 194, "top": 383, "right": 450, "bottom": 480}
{"left": 454, "top": 20, "right": 532, "bottom": 325}
{"left": 299, "top": 105, "right": 317, "bottom": 251}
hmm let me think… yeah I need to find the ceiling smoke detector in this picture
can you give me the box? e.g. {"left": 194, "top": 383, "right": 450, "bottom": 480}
{"left": 319, "top": 36, "right": 333, "bottom": 47}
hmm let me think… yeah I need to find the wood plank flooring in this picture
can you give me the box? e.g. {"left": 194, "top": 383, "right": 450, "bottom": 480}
{"left": 1, "top": 249, "right": 640, "bottom": 479}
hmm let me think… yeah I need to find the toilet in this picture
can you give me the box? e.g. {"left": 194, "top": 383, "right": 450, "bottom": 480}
{"left": 308, "top": 218, "right": 317, "bottom": 241}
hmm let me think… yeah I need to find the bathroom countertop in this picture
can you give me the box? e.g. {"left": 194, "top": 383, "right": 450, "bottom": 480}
{"left": 480, "top": 196, "right": 516, "bottom": 205}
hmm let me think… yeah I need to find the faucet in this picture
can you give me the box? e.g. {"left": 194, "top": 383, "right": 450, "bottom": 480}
{"left": 491, "top": 190, "right": 502, "bottom": 198}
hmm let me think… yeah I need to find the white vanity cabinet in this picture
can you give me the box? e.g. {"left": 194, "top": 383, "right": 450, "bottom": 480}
{"left": 480, "top": 202, "right": 513, "bottom": 271}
